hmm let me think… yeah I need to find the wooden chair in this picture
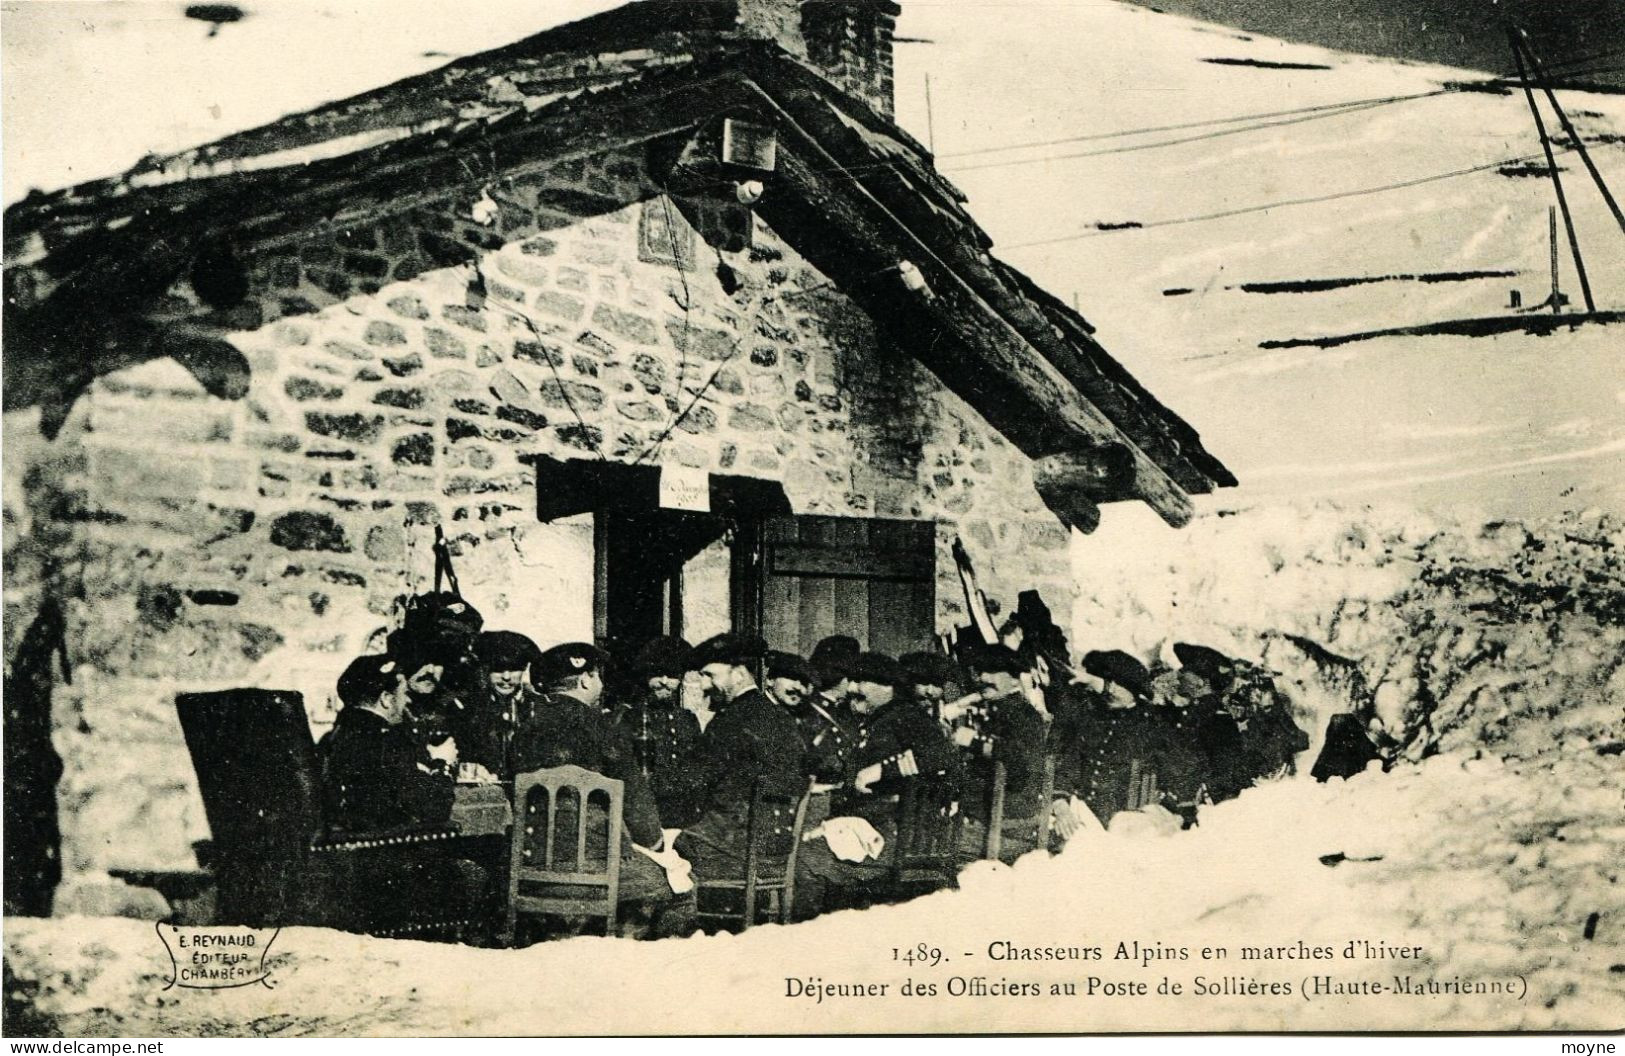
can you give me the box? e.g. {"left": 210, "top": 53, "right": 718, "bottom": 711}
{"left": 694, "top": 782, "right": 821, "bottom": 932}
{"left": 1037, "top": 752, "right": 1057, "bottom": 846}
{"left": 890, "top": 777, "right": 963, "bottom": 895}
{"left": 986, "top": 753, "right": 1064, "bottom": 861}
{"left": 1124, "top": 757, "right": 1160, "bottom": 812}
{"left": 505, "top": 765, "right": 624, "bottom": 944}
{"left": 175, "top": 690, "right": 473, "bottom": 938}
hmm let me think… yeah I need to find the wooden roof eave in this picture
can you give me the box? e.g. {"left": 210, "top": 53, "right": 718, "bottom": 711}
{"left": 758, "top": 67, "right": 1228, "bottom": 497}
{"left": 733, "top": 80, "right": 1195, "bottom": 529}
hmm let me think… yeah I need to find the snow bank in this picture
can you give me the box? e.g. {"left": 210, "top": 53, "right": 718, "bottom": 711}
{"left": 1073, "top": 501, "right": 1625, "bottom": 754}
{"left": 6, "top": 745, "right": 1621, "bottom": 1034}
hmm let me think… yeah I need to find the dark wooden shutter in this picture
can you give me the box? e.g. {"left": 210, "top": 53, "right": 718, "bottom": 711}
{"left": 758, "top": 515, "right": 935, "bottom": 658}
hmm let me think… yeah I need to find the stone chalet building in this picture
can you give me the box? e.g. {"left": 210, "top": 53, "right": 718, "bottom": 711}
{"left": 2, "top": 0, "right": 1233, "bottom": 913}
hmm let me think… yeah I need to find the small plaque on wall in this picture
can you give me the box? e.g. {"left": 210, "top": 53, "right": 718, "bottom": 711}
{"left": 659, "top": 464, "right": 711, "bottom": 512}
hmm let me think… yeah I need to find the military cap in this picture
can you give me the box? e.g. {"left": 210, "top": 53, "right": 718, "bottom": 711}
{"left": 810, "top": 634, "right": 861, "bottom": 690}
{"left": 963, "top": 643, "right": 1027, "bottom": 677}
{"left": 534, "top": 642, "right": 610, "bottom": 686}
{"left": 845, "top": 651, "right": 905, "bottom": 688}
{"left": 337, "top": 654, "right": 400, "bottom": 709}
{"left": 1173, "top": 642, "right": 1238, "bottom": 686}
{"left": 899, "top": 650, "right": 960, "bottom": 686}
{"left": 475, "top": 630, "right": 542, "bottom": 673}
{"left": 765, "top": 650, "right": 815, "bottom": 686}
{"left": 686, "top": 632, "right": 768, "bottom": 671}
{"left": 633, "top": 636, "right": 692, "bottom": 679}
{"left": 1082, "top": 649, "right": 1152, "bottom": 699}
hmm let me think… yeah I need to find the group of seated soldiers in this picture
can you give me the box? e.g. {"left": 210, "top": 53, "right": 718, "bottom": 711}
{"left": 318, "top": 613, "right": 1311, "bottom": 939}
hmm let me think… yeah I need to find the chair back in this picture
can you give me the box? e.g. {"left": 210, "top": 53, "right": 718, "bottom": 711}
{"left": 174, "top": 690, "right": 326, "bottom": 924}
{"left": 1037, "top": 752, "right": 1057, "bottom": 845}
{"left": 892, "top": 777, "right": 962, "bottom": 890}
{"left": 981, "top": 761, "right": 1008, "bottom": 861}
{"left": 176, "top": 690, "right": 326, "bottom": 856}
{"left": 1124, "top": 757, "right": 1159, "bottom": 812}
{"left": 507, "top": 765, "right": 624, "bottom": 940}
{"left": 697, "top": 781, "right": 819, "bottom": 931}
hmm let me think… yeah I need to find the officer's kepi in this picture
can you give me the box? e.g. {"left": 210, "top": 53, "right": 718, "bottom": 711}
{"left": 686, "top": 633, "right": 767, "bottom": 671}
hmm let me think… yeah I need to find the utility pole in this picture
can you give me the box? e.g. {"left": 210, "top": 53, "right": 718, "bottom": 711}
{"left": 924, "top": 73, "right": 936, "bottom": 155}
{"left": 1509, "top": 25, "right": 1595, "bottom": 314}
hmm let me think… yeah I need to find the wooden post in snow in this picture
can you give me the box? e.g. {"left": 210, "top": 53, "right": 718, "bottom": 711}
{"left": 1550, "top": 206, "right": 1561, "bottom": 315}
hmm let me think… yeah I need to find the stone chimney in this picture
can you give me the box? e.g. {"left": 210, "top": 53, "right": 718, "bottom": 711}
{"left": 735, "top": 0, "right": 900, "bottom": 118}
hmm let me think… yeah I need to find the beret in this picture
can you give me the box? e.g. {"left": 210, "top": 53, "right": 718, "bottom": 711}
{"left": 338, "top": 654, "right": 399, "bottom": 709}
{"left": 385, "top": 630, "right": 463, "bottom": 673}
{"left": 633, "top": 636, "right": 692, "bottom": 678}
{"left": 899, "top": 650, "right": 960, "bottom": 686}
{"left": 845, "top": 651, "right": 904, "bottom": 687}
{"left": 809, "top": 634, "right": 861, "bottom": 690}
{"left": 475, "top": 630, "right": 542, "bottom": 673}
{"left": 963, "top": 643, "right": 1027, "bottom": 677}
{"left": 1173, "top": 642, "right": 1238, "bottom": 685}
{"left": 686, "top": 632, "right": 768, "bottom": 671}
{"left": 534, "top": 642, "right": 610, "bottom": 685}
{"left": 1082, "top": 649, "right": 1152, "bottom": 699}
{"left": 764, "top": 650, "right": 815, "bottom": 685}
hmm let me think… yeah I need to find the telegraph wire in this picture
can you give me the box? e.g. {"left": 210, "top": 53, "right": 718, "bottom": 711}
{"left": 936, "top": 53, "right": 1625, "bottom": 167}
{"left": 937, "top": 89, "right": 1448, "bottom": 159}
{"left": 941, "top": 94, "right": 1428, "bottom": 173}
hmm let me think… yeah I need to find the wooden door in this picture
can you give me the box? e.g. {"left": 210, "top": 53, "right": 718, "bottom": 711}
{"left": 757, "top": 515, "right": 935, "bottom": 658}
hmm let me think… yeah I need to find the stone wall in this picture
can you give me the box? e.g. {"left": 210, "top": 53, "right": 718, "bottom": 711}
{"left": 2, "top": 144, "right": 1076, "bottom": 890}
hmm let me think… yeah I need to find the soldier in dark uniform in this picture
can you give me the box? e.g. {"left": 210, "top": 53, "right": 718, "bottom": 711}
{"left": 323, "top": 654, "right": 487, "bottom": 931}
{"left": 953, "top": 645, "right": 1050, "bottom": 864}
{"left": 1240, "top": 682, "right": 1312, "bottom": 781}
{"left": 766, "top": 650, "right": 854, "bottom": 785}
{"left": 1051, "top": 650, "right": 1177, "bottom": 834}
{"left": 326, "top": 655, "right": 460, "bottom": 832}
{"left": 1175, "top": 643, "right": 1308, "bottom": 786}
{"left": 1151, "top": 666, "right": 1245, "bottom": 819}
{"left": 617, "top": 637, "right": 705, "bottom": 829}
{"left": 796, "top": 653, "right": 964, "bottom": 907}
{"left": 809, "top": 635, "right": 860, "bottom": 711}
{"left": 673, "top": 635, "right": 808, "bottom": 883}
{"left": 380, "top": 632, "right": 467, "bottom": 771}
{"left": 509, "top": 644, "right": 688, "bottom": 924}
{"left": 445, "top": 630, "right": 542, "bottom": 780}
{"left": 842, "top": 653, "right": 965, "bottom": 803}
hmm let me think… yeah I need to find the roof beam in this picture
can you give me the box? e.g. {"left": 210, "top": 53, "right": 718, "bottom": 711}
{"left": 741, "top": 85, "right": 1194, "bottom": 528}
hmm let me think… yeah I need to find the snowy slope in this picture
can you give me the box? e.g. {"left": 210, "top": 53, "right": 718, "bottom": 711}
{"left": 895, "top": 0, "right": 1625, "bottom": 520}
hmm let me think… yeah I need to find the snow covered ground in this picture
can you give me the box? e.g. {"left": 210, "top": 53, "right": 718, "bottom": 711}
{"left": 898, "top": 0, "right": 1625, "bottom": 522}
{"left": 6, "top": 742, "right": 1620, "bottom": 1035}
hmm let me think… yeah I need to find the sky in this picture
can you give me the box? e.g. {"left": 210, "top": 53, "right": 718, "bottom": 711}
{"left": 4, "top": 0, "right": 1623, "bottom": 529}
